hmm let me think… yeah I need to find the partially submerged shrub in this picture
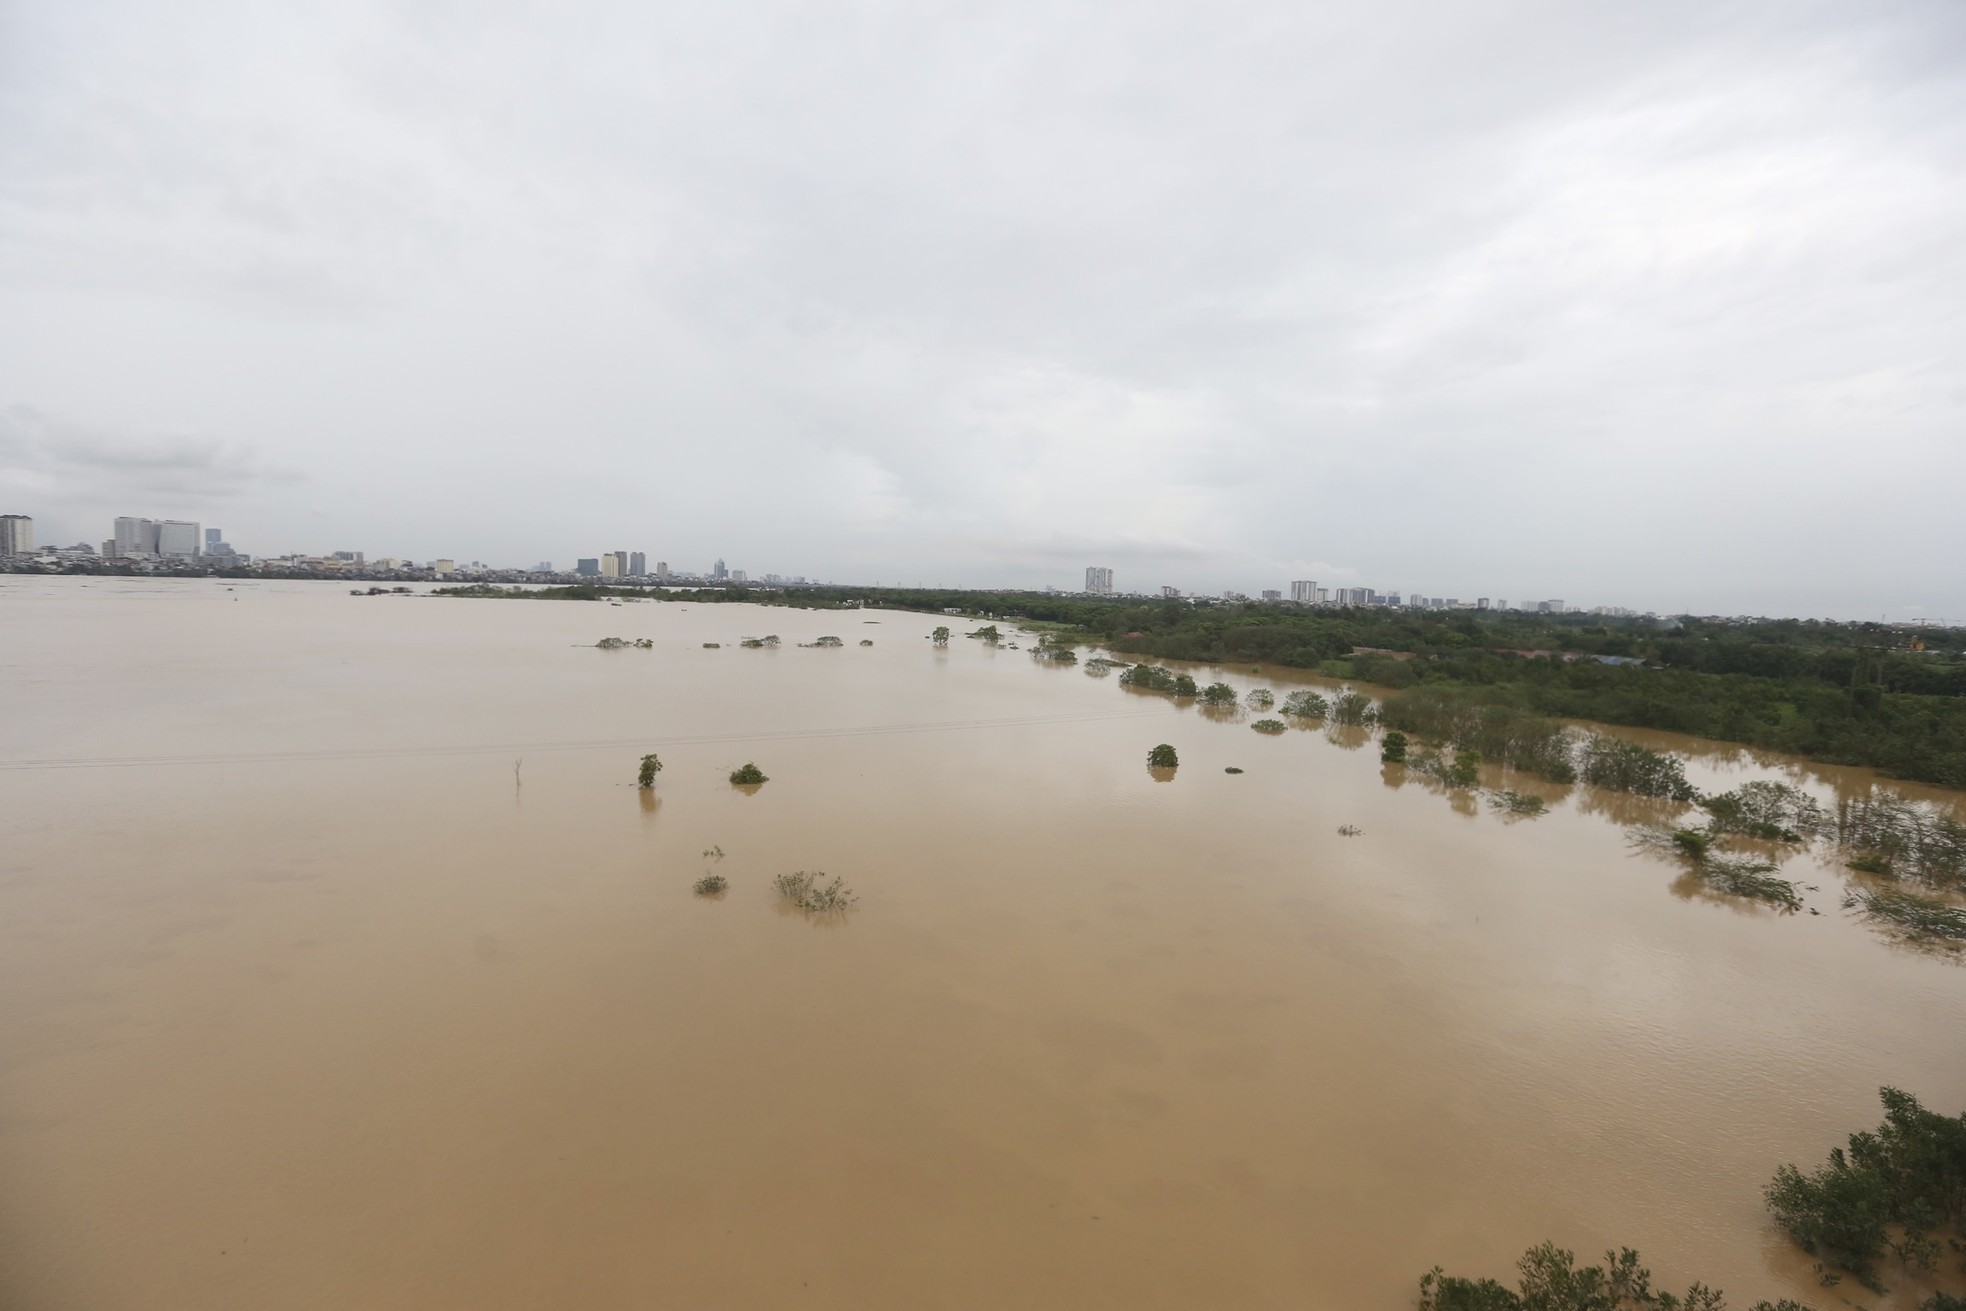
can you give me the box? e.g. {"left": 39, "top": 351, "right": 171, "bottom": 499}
{"left": 806, "top": 635, "right": 844, "bottom": 647}
{"left": 1224, "top": 766, "right": 1244, "bottom": 774}
{"left": 1418, "top": 1243, "right": 1781, "bottom": 1311}
{"left": 1381, "top": 730, "right": 1409, "bottom": 764}
{"left": 637, "top": 753, "right": 664, "bottom": 787}
{"left": 1702, "top": 781, "right": 1827, "bottom": 842}
{"left": 968, "top": 624, "right": 1001, "bottom": 643}
{"left": 1378, "top": 686, "right": 1577, "bottom": 782}
{"left": 702, "top": 642, "right": 721, "bottom": 648}
{"left": 859, "top": 639, "right": 873, "bottom": 646}
{"left": 1246, "top": 689, "right": 1275, "bottom": 710}
{"left": 1172, "top": 673, "right": 1197, "bottom": 697}
{"left": 1766, "top": 1087, "right": 1966, "bottom": 1286}
{"left": 739, "top": 635, "right": 781, "bottom": 649}
{"left": 1200, "top": 682, "right": 1238, "bottom": 706}
{"left": 729, "top": 762, "right": 768, "bottom": 785}
{"left": 1412, "top": 749, "right": 1483, "bottom": 788}
{"left": 693, "top": 874, "right": 728, "bottom": 896}
{"left": 1146, "top": 743, "right": 1179, "bottom": 768}
{"left": 773, "top": 870, "right": 857, "bottom": 913}
{"left": 1579, "top": 735, "right": 1698, "bottom": 801}
{"left": 1251, "top": 719, "right": 1286, "bottom": 734}
{"left": 1281, "top": 690, "right": 1329, "bottom": 720}
{"left": 1703, "top": 855, "right": 1806, "bottom": 911}
{"left": 1330, "top": 691, "right": 1375, "bottom": 725}
{"left": 1487, "top": 789, "right": 1547, "bottom": 817}
{"left": 1832, "top": 795, "right": 1966, "bottom": 892}
{"left": 1120, "top": 663, "right": 1180, "bottom": 693}
{"left": 1337, "top": 824, "right": 1362, "bottom": 837}
{"left": 1842, "top": 887, "right": 1966, "bottom": 948}
{"left": 930, "top": 626, "right": 951, "bottom": 645}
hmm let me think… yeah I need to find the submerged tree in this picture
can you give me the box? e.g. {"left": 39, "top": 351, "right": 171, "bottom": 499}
{"left": 931, "top": 626, "right": 951, "bottom": 645}
{"left": 1147, "top": 743, "right": 1179, "bottom": 768}
{"left": 729, "top": 762, "right": 768, "bottom": 785}
{"left": 637, "top": 753, "right": 664, "bottom": 788}
{"left": 1381, "top": 730, "right": 1409, "bottom": 763}
{"left": 1200, "top": 682, "right": 1239, "bottom": 706}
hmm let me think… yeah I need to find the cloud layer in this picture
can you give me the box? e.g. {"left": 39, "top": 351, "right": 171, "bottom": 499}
{"left": 2, "top": 1, "right": 1961, "bottom": 615}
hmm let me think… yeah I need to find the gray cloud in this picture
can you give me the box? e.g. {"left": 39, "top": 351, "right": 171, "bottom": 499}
{"left": 0, "top": 0, "right": 1961, "bottom": 615}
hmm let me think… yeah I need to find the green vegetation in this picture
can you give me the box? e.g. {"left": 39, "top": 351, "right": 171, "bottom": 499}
{"left": 739, "top": 635, "right": 781, "bottom": 649}
{"left": 637, "top": 753, "right": 663, "bottom": 788}
{"left": 1251, "top": 719, "right": 1286, "bottom": 734}
{"left": 1381, "top": 730, "right": 1409, "bottom": 763}
{"left": 1488, "top": 789, "right": 1548, "bottom": 817}
{"left": 434, "top": 582, "right": 649, "bottom": 601}
{"left": 729, "top": 763, "right": 768, "bottom": 785}
{"left": 1118, "top": 663, "right": 1197, "bottom": 696}
{"left": 596, "top": 636, "right": 652, "bottom": 649}
{"left": 1579, "top": 736, "right": 1698, "bottom": 800}
{"left": 1765, "top": 1088, "right": 1966, "bottom": 1290}
{"left": 1842, "top": 887, "right": 1966, "bottom": 948}
{"left": 1412, "top": 749, "right": 1483, "bottom": 789}
{"left": 805, "top": 635, "right": 844, "bottom": 647}
{"left": 931, "top": 626, "right": 951, "bottom": 645}
{"left": 1330, "top": 691, "right": 1375, "bottom": 725}
{"left": 1701, "top": 782, "right": 1827, "bottom": 842}
{"left": 1831, "top": 795, "right": 1966, "bottom": 891}
{"left": 692, "top": 874, "right": 728, "bottom": 896}
{"left": 969, "top": 624, "right": 1001, "bottom": 643}
{"left": 1031, "top": 633, "right": 1079, "bottom": 663}
{"left": 1631, "top": 825, "right": 1808, "bottom": 911}
{"left": 1146, "top": 743, "right": 1179, "bottom": 768}
{"left": 1418, "top": 1242, "right": 1809, "bottom": 1311}
{"left": 1379, "top": 687, "right": 1576, "bottom": 781}
{"left": 702, "top": 845, "right": 724, "bottom": 859}
{"left": 703, "top": 642, "right": 721, "bottom": 649}
{"left": 1247, "top": 689, "right": 1275, "bottom": 710}
{"left": 1281, "top": 689, "right": 1329, "bottom": 720}
{"left": 772, "top": 870, "right": 857, "bottom": 913}
{"left": 1225, "top": 766, "right": 1244, "bottom": 774}
{"left": 1200, "top": 682, "right": 1239, "bottom": 706}
{"left": 1337, "top": 824, "right": 1362, "bottom": 836}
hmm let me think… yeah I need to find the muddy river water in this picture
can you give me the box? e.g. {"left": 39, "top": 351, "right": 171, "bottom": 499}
{"left": 1, "top": 578, "right": 1960, "bottom": 1309}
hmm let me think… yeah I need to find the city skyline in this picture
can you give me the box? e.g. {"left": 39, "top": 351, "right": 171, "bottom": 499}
{"left": 2, "top": 505, "right": 1960, "bottom": 625}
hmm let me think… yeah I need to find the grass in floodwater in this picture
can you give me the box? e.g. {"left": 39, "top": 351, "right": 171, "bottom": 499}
{"left": 1251, "top": 719, "right": 1286, "bottom": 734}
{"left": 1337, "top": 825, "right": 1362, "bottom": 837}
{"left": 692, "top": 874, "right": 728, "bottom": 896}
{"left": 1486, "top": 790, "right": 1548, "bottom": 817}
{"left": 772, "top": 870, "right": 857, "bottom": 913}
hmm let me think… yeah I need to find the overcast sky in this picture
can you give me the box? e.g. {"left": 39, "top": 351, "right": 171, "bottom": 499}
{"left": 2, "top": 1, "right": 1961, "bottom": 618}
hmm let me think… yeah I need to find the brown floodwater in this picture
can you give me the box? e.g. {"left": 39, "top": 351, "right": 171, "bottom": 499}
{"left": 1, "top": 577, "right": 1961, "bottom": 1310}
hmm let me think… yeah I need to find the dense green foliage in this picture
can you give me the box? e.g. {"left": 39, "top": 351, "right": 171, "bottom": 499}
{"left": 692, "top": 874, "right": 727, "bottom": 896}
{"left": 729, "top": 762, "right": 768, "bottom": 785}
{"left": 1200, "top": 682, "right": 1239, "bottom": 706}
{"left": 1381, "top": 730, "right": 1409, "bottom": 763}
{"left": 931, "top": 626, "right": 951, "bottom": 645}
{"left": 1765, "top": 1088, "right": 1966, "bottom": 1288}
{"left": 1418, "top": 1242, "right": 1808, "bottom": 1311}
{"left": 1146, "top": 743, "right": 1179, "bottom": 768}
{"left": 1251, "top": 718, "right": 1286, "bottom": 734}
{"left": 637, "top": 753, "right": 663, "bottom": 788}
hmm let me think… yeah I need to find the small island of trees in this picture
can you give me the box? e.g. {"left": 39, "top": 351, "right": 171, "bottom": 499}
{"left": 637, "top": 753, "right": 663, "bottom": 787}
{"left": 729, "top": 762, "right": 768, "bottom": 785}
{"left": 1146, "top": 743, "right": 1179, "bottom": 768}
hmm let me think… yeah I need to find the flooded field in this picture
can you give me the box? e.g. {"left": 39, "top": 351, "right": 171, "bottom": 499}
{"left": 1, "top": 577, "right": 1961, "bottom": 1309}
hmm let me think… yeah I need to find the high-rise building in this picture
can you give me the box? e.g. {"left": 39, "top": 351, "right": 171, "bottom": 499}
{"left": 1260, "top": 589, "right": 1282, "bottom": 602}
{"left": 1160, "top": 585, "right": 1180, "bottom": 598}
{"left": 0, "top": 514, "right": 31, "bottom": 556}
{"left": 611, "top": 550, "right": 629, "bottom": 576}
{"left": 577, "top": 558, "right": 600, "bottom": 576}
{"left": 1084, "top": 566, "right": 1113, "bottom": 595}
{"left": 712, "top": 558, "right": 728, "bottom": 581}
{"left": 730, "top": 570, "right": 748, "bottom": 583}
{"left": 629, "top": 551, "right": 646, "bottom": 576}
{"left": 114, "top": 516, "right": 161, "bottom": 556}
{"left": 600, "top": 554, "right": 621, "bottom": 578}
{"left": 655, "top": 561, "right": 670, "bottom": 579}
{"left": 1290, "top": 580, "right": 1317, "bottom": 603}
{"left": 156, "top": 520, "right": 201, "bottom": 560}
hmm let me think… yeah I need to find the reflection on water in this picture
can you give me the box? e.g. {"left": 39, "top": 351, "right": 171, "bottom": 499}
{"left": 2, "top": 579, "right": 1963, "bottom": 1311}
